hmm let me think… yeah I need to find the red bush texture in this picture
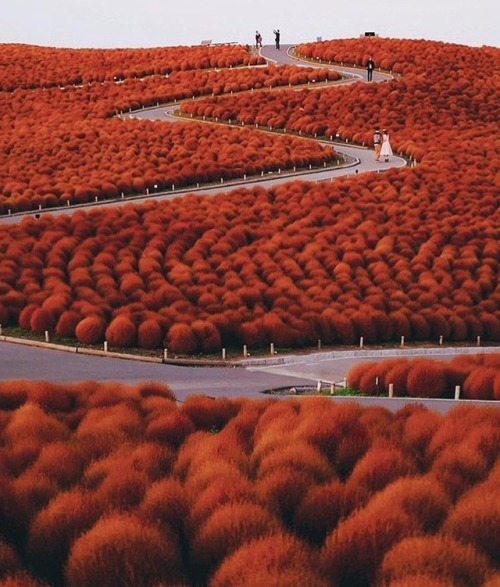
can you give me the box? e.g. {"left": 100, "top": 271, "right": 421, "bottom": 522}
{"left": 65, "top": 513, "right": 184, "bottom": 587}
{"left": 0, "top": 38, "right": 497, "bottom": 357}
{"left": 0, "top": 381, "right": 499, "bottom": 585}
{"left": 347, "top": 353, "right": 500, "bottom": 400}
{"left": 376, "top": 535, "right": 491, "bottom": 587}
{"left": 210, "top": 533, "right": 328, "bottom": 587}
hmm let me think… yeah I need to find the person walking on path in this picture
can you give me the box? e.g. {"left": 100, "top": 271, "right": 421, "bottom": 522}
{"left": 273, "top": 29, "right": 280, "bottom": 50}
{"left": 380, "top": 129, "right": 393, "bottom": 162}
{"left": 373, "top": 127, "right": 382, "bottom": 161}
{"left": 366, "top": 56, "right": 375, "bottom": 81}
{"left": 255, "top": 31, "right": 262, "bottom": 48}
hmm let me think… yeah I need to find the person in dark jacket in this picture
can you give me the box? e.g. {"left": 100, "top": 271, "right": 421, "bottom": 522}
{"left": 273, "top": 29, "right": 280, "bottom": 50}
{"left": 366, "top": 56, "right": 375, "bottom": 81}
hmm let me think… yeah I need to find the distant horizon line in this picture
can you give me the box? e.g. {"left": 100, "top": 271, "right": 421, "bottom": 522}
{"left": 2, "top": 34, "right": 498, "bottom": 51}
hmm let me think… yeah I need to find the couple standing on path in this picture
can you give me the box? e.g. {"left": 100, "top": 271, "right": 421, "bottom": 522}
{"left": 255, "top": 29, "right": 280, "bottom": 49}
{"left": 373, "top": 128, "right": 393, "bottom": 162}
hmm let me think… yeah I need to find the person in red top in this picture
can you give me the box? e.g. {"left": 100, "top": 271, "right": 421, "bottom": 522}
{"left": 373, "top": 127, "right": 382, "bottom": 161}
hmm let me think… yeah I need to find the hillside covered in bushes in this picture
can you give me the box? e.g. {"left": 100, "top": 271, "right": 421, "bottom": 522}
{"left": 0, "top": 380, "right": 498, "bottom": 585}
{"left": 0, "top": 38, "right": 498, "bottom": 354}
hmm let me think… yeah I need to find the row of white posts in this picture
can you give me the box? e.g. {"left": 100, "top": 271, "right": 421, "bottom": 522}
{"left": 314, "top": 379, "right": 462, "bottom": 399}
{"left": 0, "top": 328, "right": 482, "bottom": 400}
{"left": 0, "top": 329, "right": 484, "bottom": 355}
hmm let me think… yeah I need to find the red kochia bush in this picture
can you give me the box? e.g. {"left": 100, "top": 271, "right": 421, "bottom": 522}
{"left": 181, "top": 395, "right": 239, "bottom": 432}
{"left": 75, "top": 316, "right": 105, "bottom": 345}
{"left": 191, "top": 319, "right": 222, "bottom": 353}
{"left": 293, "top": 479, "right": 345, "bottom": 544}
{"left": 189, "top": 502, "right": 281, "bottom": 580}
{"left": 145, "top": 411, "right": 195, "bottom": 448}
{"left": 65, "top": 513, "right": 184, "bottom": 587}
{"left": 442, "top": 481, "right": 500, "bottom": 561}
{"left": 210, "top": 533, "right": 328, "bottom": 587}
{"left": 0, "top": 573, "right": 51, "bottom": 586}
{"left": 376, "top": 535, "right": 491, "bottom": 587}
{"left": 139, "top": 478, "right": 188, "bottom": 536}
{"left": 104, "top": 315, "right": 137, "bottom": 347}
{"left": 405, "top": 359, "right": 448, "bottom": 398}
{"left": 55, "top": 310, "right": 81, "bottom": 338}
{"left": 345, "top": 443, "right": 417, "bottom": 504}
{"left": 26, "top": 488, "right": 99, "bottom": 582}
{"left": 137, "top": 319, "right": 164, "bottom": 349}
{"left": 462, "top": 368, "right": 496, "bottom": 400}
{"left": 165, "top": 322, "right": 197, "bottom": 354}
{"left": 320, "top": 502, "right": 417, "bottom": 586}
{"left": 30, "top": 308, "right": 56, "bottom": 334}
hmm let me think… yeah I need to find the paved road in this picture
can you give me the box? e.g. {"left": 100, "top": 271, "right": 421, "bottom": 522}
{"left": 0, "top": 340, "right": 311, "bottom": 401}
{"left": 2, "top": 339, "right": 498, "bottom": 412}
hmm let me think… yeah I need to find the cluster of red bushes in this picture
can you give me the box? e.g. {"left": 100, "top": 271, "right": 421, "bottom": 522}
{"left": 0, "top": 171, "right": 498, "bottom": 351}
{"left": 348, "top": 352, "right": 500, "bottom": 400}
{"left": 0, "top": 380, "right": 498, "bottom": 586}
{"left": 0, "top": 38, "right": 498, "bottom": 352}
{"left": 181, "top": 38, "right": 499, "bottom": 159}
{"left": 0, "top": 43, "right": 263, "bottom": 91}
{"left": 0, "top": 120, "right": 336, "bottom": 213}
{"left": 0, "top": 58, "right": 339, "bottom": 214}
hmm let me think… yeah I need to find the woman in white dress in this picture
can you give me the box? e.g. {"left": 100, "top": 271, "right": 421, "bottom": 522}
{"left": 380, "top": 129, "right": 393, "bottom": 162}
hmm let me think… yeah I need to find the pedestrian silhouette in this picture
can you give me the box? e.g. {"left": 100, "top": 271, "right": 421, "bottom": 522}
{"left": 373, "top": 127, "right": 382, "bottom": 161}
{"left": 366, "top": 56, "right": 375, "bottom": 81}
{"left": 273, "top": 29, "right": 280, "bottom": 50}
{"left": 255, "top": 31, "right": 262, "bottom": 48}
{"left": 380, "top": 129, "right": 393, "bottom": 162}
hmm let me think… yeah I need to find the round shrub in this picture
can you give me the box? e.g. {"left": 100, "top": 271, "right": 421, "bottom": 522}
{"left": 65, "top": 513, "right": 183, "bottom": 587}
{"left": 406, "top": 360, "right": 447, "bottom": 398}
{"left": 75, "top": 316, "right": 106, "bottom": 345}
{"left": 165, "top": 323, "right": 197, "bottom": 355}
{"left": 104, "top": 315, "right": 137, "bottom": 348}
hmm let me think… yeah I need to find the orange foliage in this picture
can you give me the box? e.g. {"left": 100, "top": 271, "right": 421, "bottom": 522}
{"left": 74, "top": 315, "right": 105, "bottom": 345}
{"left": 104, "top": 314, "right": 137, "bottom": 347}
{"left": 320, "top": 501, "right": 418, "bottom": 586}
{"left": 189, "top": 502, "right": 281, "bottom": 580}
{"left": 347, "top": 353, "right": 500, "bottom": 400}
{"left": 0, "top": 39, "right": 497, "bottom": 354}
{"left": 165, "top": 322, "right": 197, "bottom": 355}
{"left": 406, "top": 359, "right": 448, "bottom": 398}
{"left": 345, "top": 442, "right": 417, "bottom": 504}
{"left": 65, "top": 514, "right": 184, "bottom": 587}
{"left": 210, "top": 533, "right": 328, "bottom": 587}
{"left": 442, "top": 471, "right": 500, "bottom": 561}
{"left": 0, "top": 382, "right": 499, "bottom": 584}
{"left": 377, "top": 535, "right": 491, "bottom": 587}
